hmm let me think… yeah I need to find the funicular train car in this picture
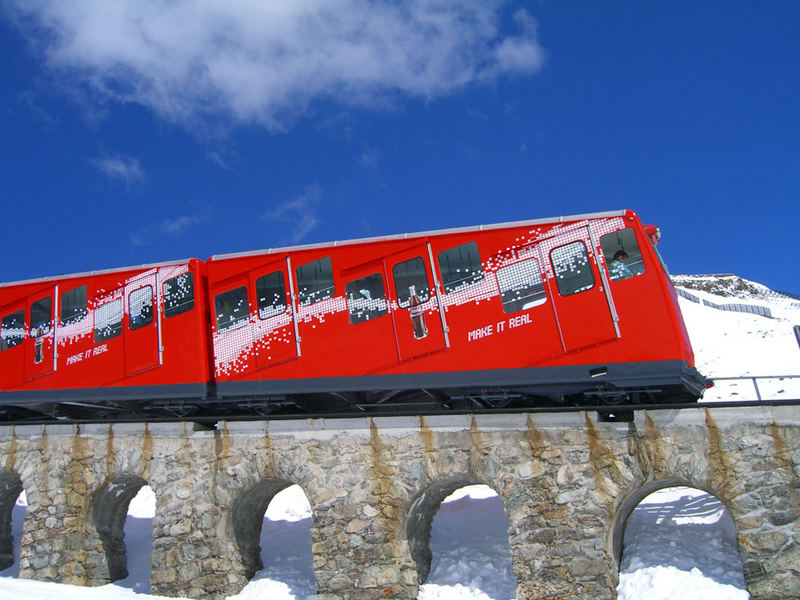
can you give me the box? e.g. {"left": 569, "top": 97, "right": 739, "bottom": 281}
{"left": 206, "top": 209, "right": 707, "bottom": 415}
{"left": 0, "top": 259, "right": 211, "bottom": 420}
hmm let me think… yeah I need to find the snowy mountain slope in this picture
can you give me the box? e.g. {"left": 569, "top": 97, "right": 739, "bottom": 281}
{"left": 674, "top": 274, "right": 800, "bottom": 404}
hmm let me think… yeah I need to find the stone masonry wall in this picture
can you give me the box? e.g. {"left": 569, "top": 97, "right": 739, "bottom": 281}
{"left": 0, "top": 405, "right": 796, "bottom": 599}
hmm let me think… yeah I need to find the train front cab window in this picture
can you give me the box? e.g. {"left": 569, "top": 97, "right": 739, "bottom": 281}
{"left": 438, "top": 241, "right": 484, "bottom": 293}
{"left": 60, "top": 285, "right": 87, "bottom": 326}
{"left": 345, "top": 273, "right": 388, "bottom": 324}
{"left": 163, "top": 273, "right": 195, "bottom": 317}
{"left": 296, "top": 257, "right": 334, "bottom": 306}
{"left": 496, "top": 257, "right": 547, "bottom": 314}
{"left": 0, "top": 310, "right": 24, "bottom": 351}
{"left": 600, "top": 228, "right": 645, "bottom": 282}
{"left": 215, "top": 286, "right": 251, "bottom": 333}
{"left": 550, "top": 241, "right": 595, "bottom": 296}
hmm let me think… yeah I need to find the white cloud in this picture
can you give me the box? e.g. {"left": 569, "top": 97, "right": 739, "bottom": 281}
{"left": 161, "top": 215, "right": 205, "bottom": 235}
{"left": 359, "top": 147, "right": 381, "bottom": 169}
{"left": 263, "top": 185, "right": 321, "bottom": 244}
{"left": 88, "top": 154, "right": 145, "bottom": 186}
{"left": 7, "top": 1, "right": 544, "bottom": 132}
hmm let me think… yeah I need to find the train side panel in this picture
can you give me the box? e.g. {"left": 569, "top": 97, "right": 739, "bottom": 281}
{"left": 0, "top": 260, "right": 211, "bottom": 408}
{"left": 207, "top": 210, "right": 700, "bottom": 400}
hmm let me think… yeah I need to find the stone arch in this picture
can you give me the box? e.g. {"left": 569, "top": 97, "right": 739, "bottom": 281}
{"left": 0, "top": 470, "right": 23, "bottom": 571}
{"left": 406, "top": 476, "right": 504, "bottom": 583}
{"left": 92, "top": 473, "right": 149, "bottom": 582}
{"left": 230, "top": 477, "right": 296, "bottom": 580}
{"left": 611, "top": 478, "right": 739, "bottom": 566}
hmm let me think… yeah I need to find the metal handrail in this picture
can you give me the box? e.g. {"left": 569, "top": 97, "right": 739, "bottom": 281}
{"left": 702, "top": 374, "right": 800, "bottom": 403}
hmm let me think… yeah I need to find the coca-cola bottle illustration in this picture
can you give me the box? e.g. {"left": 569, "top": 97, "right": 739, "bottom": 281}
{"left": 34, "top": 326, "right": 44, "bottom": 364}
{"left": 408, "top": 284, "right": 428, "bottom": 339}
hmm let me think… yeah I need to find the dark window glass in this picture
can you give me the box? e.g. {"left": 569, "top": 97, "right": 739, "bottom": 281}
{"left": 1, "top": 310, "right": 25, "bottom": 351}
{"left": 296, "top": 257, "right": 334, "bottom": 306}
{"left": 256, "top": 271, "right": 287, "bottom": 320}
{"left": 164, "top": 272, "right": 195, "bottom": 317}
{"left": 61, "top": 285, "right": 87, "bottom": 326}
{"left": 346, "top": 273, "right": 388, "bottom": 325}
{"left": 393, "top": 257, "right": 430, "bottom": 308}
{"left": 214, "top": 286, "right": 250, "bottom": 333}
{"left": 129, "top": 286, "right": 154, "bottom": 331}
{"left": 550, "top": 241, "right": 594, "bottom": 296}
{"left": 95, "top": 298, "right": 123, "bottom": 342}
{"left": 600, "top": 228, "right": 645, "bottom": 282}
{"left": 438, "top": 242, "right": 484, "bottom": 293}
{"left": 30, "top": 297, "right": 52, "bottom": 337}
{"left": 496, "top": 258, "right": 547, "bottom": 314}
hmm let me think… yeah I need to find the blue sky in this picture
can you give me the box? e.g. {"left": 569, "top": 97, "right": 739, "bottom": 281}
{"left": 1, "top": 1, "right": 798, "bottom": 293}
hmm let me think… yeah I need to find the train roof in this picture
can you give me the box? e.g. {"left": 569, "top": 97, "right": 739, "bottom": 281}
{"left": 0, "top": 258, "right": 193, "bottom": 289}
{"left": 210, "top": 209, "right": 631, "bottom": 262}
{"left": 1, "top": 209, "right": 634, "bottom": 288}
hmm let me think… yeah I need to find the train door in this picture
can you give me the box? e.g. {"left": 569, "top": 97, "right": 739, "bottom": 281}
{"left": 251, "top": 260, "right": 297, "bottom": 369}
{"left": 385, "top": 244, "right": 448, "bottom": 362}
{"left": 24, "top": 286, "right": 56, "bottom": 382}
{"left": 211, "top": 273, "right": 256, "bottom": 377}
{"left": 341, "top": 259, "right": 397, "bottom": 371}
{"left": 0, "top": 299, "right": 25, "bottom": 389}
{"left": 546, "top": 229, "right": 618, "bottom": 352}
{"left": 124, "top": 271, "right": 161, "bottom": 376}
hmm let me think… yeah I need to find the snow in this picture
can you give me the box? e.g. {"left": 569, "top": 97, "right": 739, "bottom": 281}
{"left": 2, "top": 274, "right": 799, "bottom": 599}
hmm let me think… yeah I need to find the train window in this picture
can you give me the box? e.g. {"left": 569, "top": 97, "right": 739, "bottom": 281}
{"left": 214, "top": 287, "right": 250, "bottom": 333}
{"left": 30, "top": 297, "right": 52, "bottom": 337}
{"left": 346, "top": 273, "right": 388, "bottom": 325}
{"left": 296, "top": 257, "right": 334, "bottom": 306}
{"left": 600, "top": 228, "right": 645, "bottom": 281}
{"left": 393, "top": 257, "right": 430, "bottom": 308}
{"left": 163, "top": 272, "right": 195, "bottom": 317}
{"left": 496, "top": 258, "right": 547, "bottom": 314}
{"left": 129, "top": 286, "right": 154, "bottom": 331}
{"left": 60, "top": 285, "right": 87, "bottom": 326}
{"left": 0, "top": 310, "right": 24, "bottom": 351}
{"left": 550, "top": 242, "right": 594, "bottom": 296}
{"left": 95, "top": 298, "right": 123, "bottom": 342}
{"left": 256, "top": 271, "right": 287, "bottom": 320}
{"left": 438, "top": 242, "right": 484, "bottom": 294}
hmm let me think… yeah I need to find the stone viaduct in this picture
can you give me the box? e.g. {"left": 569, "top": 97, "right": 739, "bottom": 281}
{"left": 0, "top": 405, "right": 797, "bottom": 599}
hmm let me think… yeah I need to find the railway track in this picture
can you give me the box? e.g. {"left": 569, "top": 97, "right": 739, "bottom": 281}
{"left": 0, "top": 382, "right": 797, "bottom": 427}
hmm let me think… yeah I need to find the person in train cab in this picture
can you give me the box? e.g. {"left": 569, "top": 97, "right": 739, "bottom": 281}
{"left": 608, "top": 250, "right": 634, "bottom": 281}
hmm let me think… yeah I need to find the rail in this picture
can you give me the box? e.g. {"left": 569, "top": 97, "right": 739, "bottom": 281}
{"left": 701, "top": 375, "right": 800, "bottom": 404}
{"left": 1, "top": 375, "right": 798, "bottom": 427}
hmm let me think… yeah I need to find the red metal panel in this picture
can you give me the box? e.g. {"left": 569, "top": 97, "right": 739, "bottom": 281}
{"left": 251, "top": 259, "right": 297, "bottom": 371}
{"left": 24, "top": 286, "right": 56, "bottom": 382}
{"left": 124, "top": 271, "right": 160, "bottom": 377}
{"left": 544, "top": 230, "right": 618, "bottom": 353}
{"left": 0, "top": 299, "right": 25, "bottom": 390}
{"left": 384, "top": 243, "right": 447, "bottom": 362}
{"left": 339, "top": 257, "right": 398, "bottom": 373}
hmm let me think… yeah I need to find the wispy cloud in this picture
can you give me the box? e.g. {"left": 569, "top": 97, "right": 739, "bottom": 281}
{"left": 263, "top": 185, "right": 321, "bottom": 244}
{"left": 129, "top": 213, "right": 207, "bottom": 247}
{"left": 161, "top": 215, "right": 205, "bottom": 235}
{"left": 358, "top": 147, "right": 381, "bottom": 170}
{"left": 88, "top": 154, "right": 145, "bottom": 187}
{"left": 6, "top": 1, "right": 544, "bottom": 132}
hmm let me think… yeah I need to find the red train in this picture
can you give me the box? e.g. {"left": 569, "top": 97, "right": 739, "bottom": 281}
{"left": 0, "top": 210, "right": 708, "bottom": 421}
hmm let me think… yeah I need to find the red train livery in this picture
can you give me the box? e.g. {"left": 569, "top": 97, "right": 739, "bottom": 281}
{"left": 0, "top": 210, "right": 707, "bottom": 421}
